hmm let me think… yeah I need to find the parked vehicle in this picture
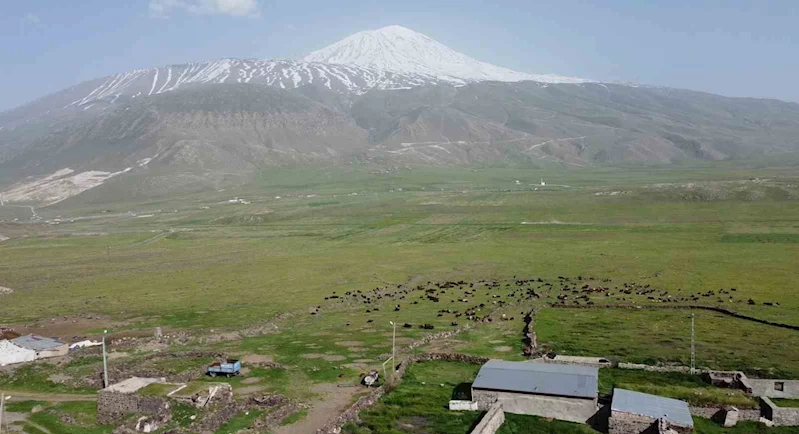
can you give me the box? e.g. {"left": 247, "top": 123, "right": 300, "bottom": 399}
{"left": 207, "top": 359, "right": 241, "bottom": 377}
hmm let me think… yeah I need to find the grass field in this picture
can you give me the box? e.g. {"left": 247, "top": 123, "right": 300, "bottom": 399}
{"left": 537, "top": 308, "right": 799, "bottom": 378}
{"left": 773, "top": 398, "right": 799, "bottom": 408}
{"left": 2, "top": 164, "right": 799, "bottom": 432}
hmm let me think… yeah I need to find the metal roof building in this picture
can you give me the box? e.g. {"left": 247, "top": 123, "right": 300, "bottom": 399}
{"left": 12, "top": 335, "right": 66, "bottom": 351}
{"left": 472, "top": 360, "right": 598, "bottom": 399}
{"left": 610, "top": 389, "right": 694, "bottom": 433}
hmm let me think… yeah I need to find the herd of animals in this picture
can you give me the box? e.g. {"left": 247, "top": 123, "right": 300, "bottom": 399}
{"left": 314, "top": 275, "right": 781, "bottom": 328}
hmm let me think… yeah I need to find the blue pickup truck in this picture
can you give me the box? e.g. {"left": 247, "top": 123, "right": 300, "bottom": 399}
{"left": 207, "top": 359, "right": 241, "bottom": 377}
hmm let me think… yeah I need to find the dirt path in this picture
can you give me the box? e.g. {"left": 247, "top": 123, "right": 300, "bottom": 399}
{"left": 273, "top": 383, "right": 364, "bottom": 434}
{"left": 1, "top": 391, "right": 96, "bottom": 402}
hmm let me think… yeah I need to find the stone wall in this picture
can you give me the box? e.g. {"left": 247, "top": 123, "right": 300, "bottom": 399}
{"left": 471, "top": 389, "right": 597, "bottom": 423}
{"left": 409, "top": 353, "right": 489, "bottom": 365}
{"left": 315, "top": 387, "right": 385, "bottom": 434}
{"left": 761, "top": 397, "right": 799, "bottom": 426}
{"left": 193, "top": 402, "right": 241, "bottom": 433}
{"left": 609, "top": 412, "right": 693, "bottom": 434}
{"left": 609, "top": 411, "right": 656, "bottom": 434}
{"left": 689, "top": 406, "right": 760, "bottom": 421}
{"left": 617, "top": 362, "right": 695, "bottom": 373}
{"left": 449, "top": 400, "right": 479, "bottom": 411}
{"left": 470, "top": 403, "right": 505, "bottom": 434}
{"left": 97, "top": 391, "right": 169, "bottom": 424}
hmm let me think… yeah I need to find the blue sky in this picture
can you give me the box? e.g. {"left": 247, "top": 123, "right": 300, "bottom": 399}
{"left": 2, "top": 0, "right": 798, "bottom": 111}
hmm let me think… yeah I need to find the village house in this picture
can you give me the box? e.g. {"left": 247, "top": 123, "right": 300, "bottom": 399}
{"left": 12, "top": 334, "right": 69, "bottom": 359}
{"left": 609, "top": 388, "right": 694, "bottom": 434}
{"left": 470, "top": 360, "right": 598, "bottom": 423}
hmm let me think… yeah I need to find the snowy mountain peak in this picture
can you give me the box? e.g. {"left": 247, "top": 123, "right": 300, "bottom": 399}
{"left": 303, "top": 25, "right": 591, "bottom": 84}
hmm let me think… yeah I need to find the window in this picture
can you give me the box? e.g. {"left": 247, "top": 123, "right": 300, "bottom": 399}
{"left": 775, "top": 382, "right": 785, "bottom": 392}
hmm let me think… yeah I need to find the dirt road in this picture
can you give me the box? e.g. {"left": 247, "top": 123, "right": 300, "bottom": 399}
{"left": 273, "top": 383, "right": 365, "bottom": 434}
{"left": 0, "top": 391, "right": 96, "bottom": 402}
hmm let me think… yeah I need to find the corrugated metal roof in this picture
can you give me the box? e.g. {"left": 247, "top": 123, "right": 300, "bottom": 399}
{"left": 12, "top": 334, "right": 66, "bottom": 351}
{"left": 472, "top": 360, "right": 598, "bottom": 399}
{"left": 612, "top": 389, "right": 694, "bottom": 427}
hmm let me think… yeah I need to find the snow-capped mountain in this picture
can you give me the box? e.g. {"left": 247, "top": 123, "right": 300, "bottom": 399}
{"left": 303, "top": 25, "right": 590, "bottom": 84}
{"left": 0, "top": 25, "right": 590, "bottom": 132}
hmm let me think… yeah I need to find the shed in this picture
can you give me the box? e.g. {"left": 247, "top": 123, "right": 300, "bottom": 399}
{"left": 0, "top": 339, "right": 36, "bottom": 366}
{"left": 609, "top": 388, "right": 694, "bottom": 434}
{"left": 12, "top": 334, "right": 69, "bottom": 359}
{"left": 471, "top": 360, "right": 598, "bottom": 423}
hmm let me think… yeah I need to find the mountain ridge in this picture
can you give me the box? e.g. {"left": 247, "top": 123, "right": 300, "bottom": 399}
{"left": 2, "top": 26, "right": 799, "bottom": 206}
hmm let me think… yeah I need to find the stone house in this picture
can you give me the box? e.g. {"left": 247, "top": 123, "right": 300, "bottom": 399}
{"left": 97, "top": 377, "right": 171, "bottom": 424}
{"left": 470, "top": 360, "right": 598, "bottom": 423}
{"left": 12, "top": 334, "right": 69, "bottom": 359}
{"left": 609, "top": 388, "right": 694, "bottom": 434}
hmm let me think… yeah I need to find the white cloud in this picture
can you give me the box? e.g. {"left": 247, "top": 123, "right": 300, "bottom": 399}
{"left": 150, "top": 0, "right": 259, "bottom": 18}
{"left": 21, "top": 13, "right": 40, "bottom": 25}
{"left": 286, "top": 24, "right": 296, "bottom": 30}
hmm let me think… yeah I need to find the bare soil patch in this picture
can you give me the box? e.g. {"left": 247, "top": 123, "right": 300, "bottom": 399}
{"left": 11, "top": 315, "right": 114, "bottom": 339}
{"left": 302, "top": 353, "right": 346, "bottom": 361}
{"left": 48, "top": 373, "right": 73, "bottom": 383}
{"left": 334, "top": 341, "right": 364, "bottom": 347}
{"left": 236, "top": 385, "right": 266, "bottom": 395}
{"left": 242, "top": 377, "right": 262, "bottom": 385}
{"left": 494, "top": 346, "right": 513, "bottom": 352}
{"left": 241, "top": 354, "right": 274, "bottom": 364}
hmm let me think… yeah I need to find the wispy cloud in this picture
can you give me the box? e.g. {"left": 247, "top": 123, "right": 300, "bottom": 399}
{"left": 286, "top": 24, "right": 296, "bottom": 30}
{"left": 150, "top": 0, "right": 259, "bottom": 18}
{"left": 21, "top": 13, "right": 41, "bottom": 25}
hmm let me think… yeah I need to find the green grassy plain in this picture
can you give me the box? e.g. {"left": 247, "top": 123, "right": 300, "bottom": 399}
{"left": 1, "top": 165, "right": 799, "bottom": 432}
{"left": 538, "top": 308, "right": 799, "bottom": 378}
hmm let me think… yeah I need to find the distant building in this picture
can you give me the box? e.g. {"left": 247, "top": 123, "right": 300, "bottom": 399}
{"left": 609, "top": 388, "right": 694, "bottom": 434}
{"left": 0, "top": 339, "right": 36, "bottom": 366}
{"left": 470, "top": 360, "right": 598, "bottom": 423}
{"left": 12, "top": 334, "right": 69, "bottom": 359}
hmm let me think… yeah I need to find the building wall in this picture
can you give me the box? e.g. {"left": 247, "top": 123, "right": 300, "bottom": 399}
{"left": 748, "top": 379, "right": 799, "bottom": 399}
{"left": 472, "top": 389, "right": 597, "bottom": 423}
{"left": 761, "top": 397, "right": 799, "bottom": 427}
{"left": 0, "top": 340, "right": 36, "bottom": 366}
{"left": 609, "top": 411, "right": 693, "bottom": 434}
{"left": 609, "top": 411, "right": 656, "bottom": 434}
{"left": 36, "top": 344, "right": 69, "bottom": 359}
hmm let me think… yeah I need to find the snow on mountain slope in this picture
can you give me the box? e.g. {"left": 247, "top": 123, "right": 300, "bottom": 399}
{"left": 303, "top": 25, "right": 590, "bottom": 84}
{"left": 67, "top": 59, "right": 438, "bottom": 108}
{"left": 0, "top": 59, "right": 439, "bottom": 130}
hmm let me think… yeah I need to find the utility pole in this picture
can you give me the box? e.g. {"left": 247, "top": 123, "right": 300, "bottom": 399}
{"left": 389, "top": 321, "right": 396, "bottom": 369}
{"left": 690, "top": 314, "right": 696, "bottom": 375}
{"left": 102, "top": 330, "right": 109, "bottom": 388}
{"left": 0, "top": 392, "right": 7, "bottom": 434}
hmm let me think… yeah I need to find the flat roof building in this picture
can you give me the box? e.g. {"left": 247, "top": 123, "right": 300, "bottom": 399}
{"left": 471, "top": 360, "right": 599, "bottom": 423}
